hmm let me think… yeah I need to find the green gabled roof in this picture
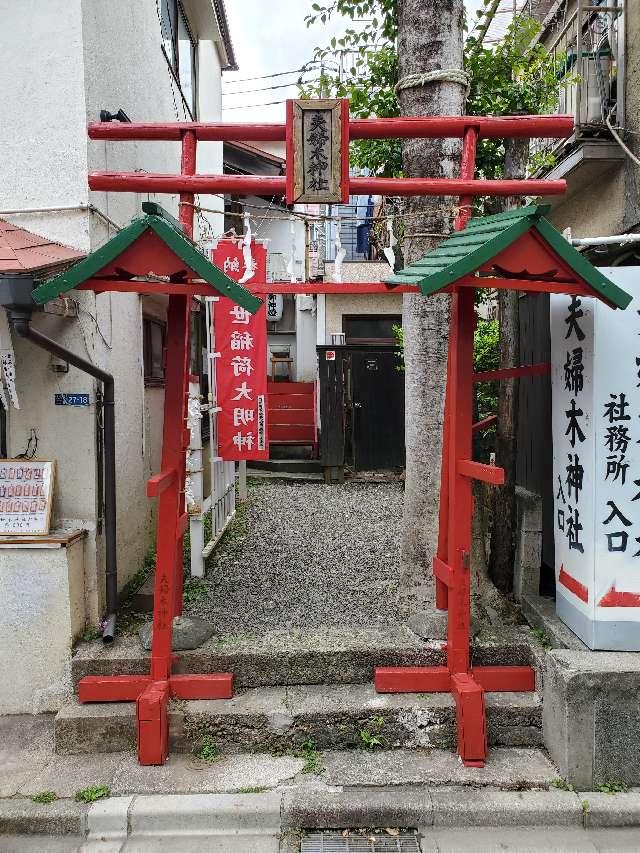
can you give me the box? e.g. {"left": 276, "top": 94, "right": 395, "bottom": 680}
{"left": 385, "top": 203, "right": 631, "bottom": 310}
{"left": 32, "top": 202, "right": 262, "bottom": 313}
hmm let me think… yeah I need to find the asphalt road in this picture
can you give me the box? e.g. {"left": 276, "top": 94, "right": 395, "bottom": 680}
{"left": 4, "top": 827, "right": 640, "bottom": 852}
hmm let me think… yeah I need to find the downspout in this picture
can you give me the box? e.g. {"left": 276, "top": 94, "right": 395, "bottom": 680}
{"left": 8, "top": 310, "right": 118, "bottom": 643}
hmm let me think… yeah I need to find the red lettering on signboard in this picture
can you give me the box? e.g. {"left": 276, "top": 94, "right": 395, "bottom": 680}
{"left": 212, "top": 240, "right": 269, "bottom": 461}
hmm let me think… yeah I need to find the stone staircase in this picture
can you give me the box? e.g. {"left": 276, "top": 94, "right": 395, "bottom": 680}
{"left": 56, "top": 625, "right": 546, "bottom": 762}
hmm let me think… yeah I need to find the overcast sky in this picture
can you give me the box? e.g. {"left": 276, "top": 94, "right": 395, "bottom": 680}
{"left": 223, "top": 0, "right": 486, "bottom": 123}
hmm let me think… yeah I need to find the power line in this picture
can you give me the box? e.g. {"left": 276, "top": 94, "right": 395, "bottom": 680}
{"left": 222, "top": 66, "right": 307, "bottom": 85}
{"left": 223, "top": 77, "right": 320, "bottom": 96}
{"left": 223, "top": 99, "right": 289, "bottom": 110}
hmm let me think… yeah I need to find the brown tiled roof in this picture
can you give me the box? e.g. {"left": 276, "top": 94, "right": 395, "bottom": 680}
{"left": 0, "top": 219, "right": 85, "bottom": 276}
{"left": 226, "top": 141, "right": 285, "bottom": 165}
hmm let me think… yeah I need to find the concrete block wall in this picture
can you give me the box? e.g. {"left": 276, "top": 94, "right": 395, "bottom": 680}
{"left": 513, "top": 487, "right": 543, "bottom": 603}
{"left": 0, "top": 536, "right": 86, "bottom": 714}
{"left": 544, "top": 650, "right": 640, "bottom": 788}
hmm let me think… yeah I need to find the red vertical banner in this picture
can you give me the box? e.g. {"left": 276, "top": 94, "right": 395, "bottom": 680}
{"left": 212, "top": 240, "right": 269, "bottom": 461}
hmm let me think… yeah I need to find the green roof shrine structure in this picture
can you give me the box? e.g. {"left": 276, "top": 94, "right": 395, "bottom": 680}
{"left": 384, "top": 204, "right": 631, "bottom": 309}
{"left": 30, "top": 203, "right": 260, "bottom": 766}
{"left": 32, "top": 202, "right": 261, "bottom": 311}
{"left": 374, "top": 202, "right": 632, "bottom": 767}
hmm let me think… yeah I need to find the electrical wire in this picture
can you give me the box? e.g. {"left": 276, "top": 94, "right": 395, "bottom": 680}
{"left": 76, "top": 304, "right": 113, "bottom": 350}
{"left": 222, "top": 67, "right": 307, "bottom": 84}
{"left": 606, "top": 106, "right": 640, "bottom": 170}
{"left": 223, "top": 78, "right": 320, "bottom": 96}
{"left": 223, "top": 99, "right": 290, "bottom": 111}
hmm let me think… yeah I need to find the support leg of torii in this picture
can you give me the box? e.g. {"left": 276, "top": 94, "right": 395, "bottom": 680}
{"left": 374, "top": 127, "right": 535, "bottom": 767}
{"left": 76, "top": 130, "right": 233, "bottom": 766}
{"left": 78, "top": 294, "right": 233, "bottom": 765}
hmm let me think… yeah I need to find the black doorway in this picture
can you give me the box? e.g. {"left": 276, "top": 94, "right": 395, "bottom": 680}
{"left": 350, "top": 347, "right": 405, "bottom": 471}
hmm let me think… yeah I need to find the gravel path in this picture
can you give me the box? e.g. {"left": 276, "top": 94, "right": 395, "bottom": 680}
{"left": 185, "top": 479, "right": 404, "bottom": 634}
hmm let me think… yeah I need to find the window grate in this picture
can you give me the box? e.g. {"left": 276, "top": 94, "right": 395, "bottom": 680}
{"left": 301, "top": 831, "right": 421, "bottom": 853}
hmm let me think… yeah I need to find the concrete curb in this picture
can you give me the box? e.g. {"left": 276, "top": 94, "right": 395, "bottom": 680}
{"left": 429, "top": 789, "right": 583, "bottom": 827}
{"left": 3, "top": 788, "right": 640, "bottom": 838}
{"left": 129, "top": 792, "right": 282, "bottom": 836}
{"left": 582, "top": 792, "right": 640, "bottom": 828}
{"left": 86, "top": 792, "right": 282, "bottom": 841}
{"left": 281, "top": 788, "right": 431, "bottom": 830}
{"left": 280, "top": 787, "right": 640, "bottom": 830}
{"left": 0, "top": 799, "right": 87, "bottom": 835}
{"left": 86, "top": 795, "right": 133, "bottom": 840}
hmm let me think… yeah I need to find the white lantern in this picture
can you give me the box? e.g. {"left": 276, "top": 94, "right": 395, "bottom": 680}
{"left": 266, "top": 293, "right": 283, "bottom": 322}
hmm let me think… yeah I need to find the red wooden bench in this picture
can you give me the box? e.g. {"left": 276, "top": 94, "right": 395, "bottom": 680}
{"left": 268, "top": 381, "right": 317, "bottom": 457}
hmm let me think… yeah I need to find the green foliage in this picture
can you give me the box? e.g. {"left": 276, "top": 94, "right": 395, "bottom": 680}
{"left": 597, "top": 780, "right": 629, "bottom": 794}
{"left": 182, "top": 577, "right": 208, "bottom": 605}
{"left": 81, "top": 625, "right": 102, "bottom": 643}
{"left": 30, "top": 791, "right": 57, "bottom": 804}
{"left": 296, "top": 738, "right": 324, "bottom": 774}
{"left": 302, "top": 1, "right": 400, "bottom": 176}
{"left": 466, "top": 16, "right": 569, "bottom": 186}
{"left": 532, "top": 627, "right": 553, "bottom": 651}
{"left": 74, "top": 785, "right": 110, "bottom": 803}
{"left": 391, "top": 316, "right": 498, "bottom": 456}
{"left": 359, "top": 715, "right": 386, "bottom": 749}
{"left": 549, "top": 778, "right": 575, "bottom": 792}
{"left": 474, "top": 317, "right": 499, "bottom": 457}
{"left": 192, "top": 735, "right": 220, "bottom": 763}
{"left": 236, "top": 786, "right": 269, "bottom": 793}
{"left": 392, "top": 323, "right": 404, "bottom": 372}
{"left": 302, "top": 4, "right": 566, "bottom": 181}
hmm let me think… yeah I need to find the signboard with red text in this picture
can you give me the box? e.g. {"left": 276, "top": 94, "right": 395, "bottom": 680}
{"left": 212, "top": 240, "right": 269, "bottom": 461}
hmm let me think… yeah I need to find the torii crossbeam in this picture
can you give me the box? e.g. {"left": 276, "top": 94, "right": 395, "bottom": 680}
{"left": 31, "top": 100, "right": 631, "bottom": 767}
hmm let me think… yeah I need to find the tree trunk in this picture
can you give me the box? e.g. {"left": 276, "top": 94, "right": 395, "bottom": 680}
{"left": 489, "top": 136, "right": 530, "bottom": 593}
{"left": 397, "top": 0, "right": 466, "bottom": 615}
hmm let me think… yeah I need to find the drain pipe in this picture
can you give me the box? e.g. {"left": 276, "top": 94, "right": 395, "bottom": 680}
{"left": 9, "top": 310, "right": 118, "bottom": 642}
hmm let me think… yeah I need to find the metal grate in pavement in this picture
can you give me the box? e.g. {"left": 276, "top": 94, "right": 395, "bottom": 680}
{"left": 301, "top": 831, "right": 421, "bottom": 852}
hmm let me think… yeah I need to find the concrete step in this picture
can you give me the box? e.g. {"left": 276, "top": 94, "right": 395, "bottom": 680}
{"left": 246, "top": 468, "right": 325, "bottom": 482}
{"left": 71, "top": 625, "right": 539, "bottom": 691}
{"left": 248, "top": 458, "right": 323, "bottom": 474}
{"left": 54, "top": 682, "right": 542, "bottom": 756}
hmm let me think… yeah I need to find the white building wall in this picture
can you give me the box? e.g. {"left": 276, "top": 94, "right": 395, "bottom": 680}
{"left": 0, "top": 0, "right": 228, "bottom": 672}
{"left": 324, "top": 262, "right": 402, "bottom": 340}
{"left": 195, "top": 36, "right": 225, "bottom": 239}
{"left": 0, "top": 0, "right": 89, "bottom": 248}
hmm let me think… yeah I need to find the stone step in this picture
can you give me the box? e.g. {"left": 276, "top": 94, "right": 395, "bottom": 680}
{"left": 54, "top": 682, "right": 542, "bottom": 756}
{"left": 248, "top": 458, "right": 323, "bottom": 474}
{"left": 71, "top": 625, "right": 539, "bottom": 690}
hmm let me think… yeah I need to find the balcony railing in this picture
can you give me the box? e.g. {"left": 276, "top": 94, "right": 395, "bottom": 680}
{"left": 531, "top": 1, "right": 623, "bottom": 162}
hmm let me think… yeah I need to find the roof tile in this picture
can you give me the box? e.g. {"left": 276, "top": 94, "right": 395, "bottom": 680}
{"left": 384, "top": 204, "right": 631, "bottom": 310}
{"left": 0, "top": 219, "right": 84, "bottom": 275}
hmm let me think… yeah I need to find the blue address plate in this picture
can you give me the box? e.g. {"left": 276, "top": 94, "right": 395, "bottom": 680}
{"left": 54, "top": 393, "right": 90, "bottom": 406}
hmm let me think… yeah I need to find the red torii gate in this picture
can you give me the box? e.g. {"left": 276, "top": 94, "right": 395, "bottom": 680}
{"left": 36, "top": 103, "right": 595, "bottom": 766}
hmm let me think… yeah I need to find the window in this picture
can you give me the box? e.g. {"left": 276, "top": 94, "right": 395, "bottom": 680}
{"left": 343, "top": 315, "right": 402, "bottom": 345}
{"left": 143, "top": 318, "right": 166, "bottom": 386}
{"left": 160, "top": 0, "right": 197, "bottom": 118}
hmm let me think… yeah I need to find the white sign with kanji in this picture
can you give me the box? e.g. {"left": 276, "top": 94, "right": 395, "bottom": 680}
{"left": 551, "top": 267, "right": 640, "bottom": 649}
